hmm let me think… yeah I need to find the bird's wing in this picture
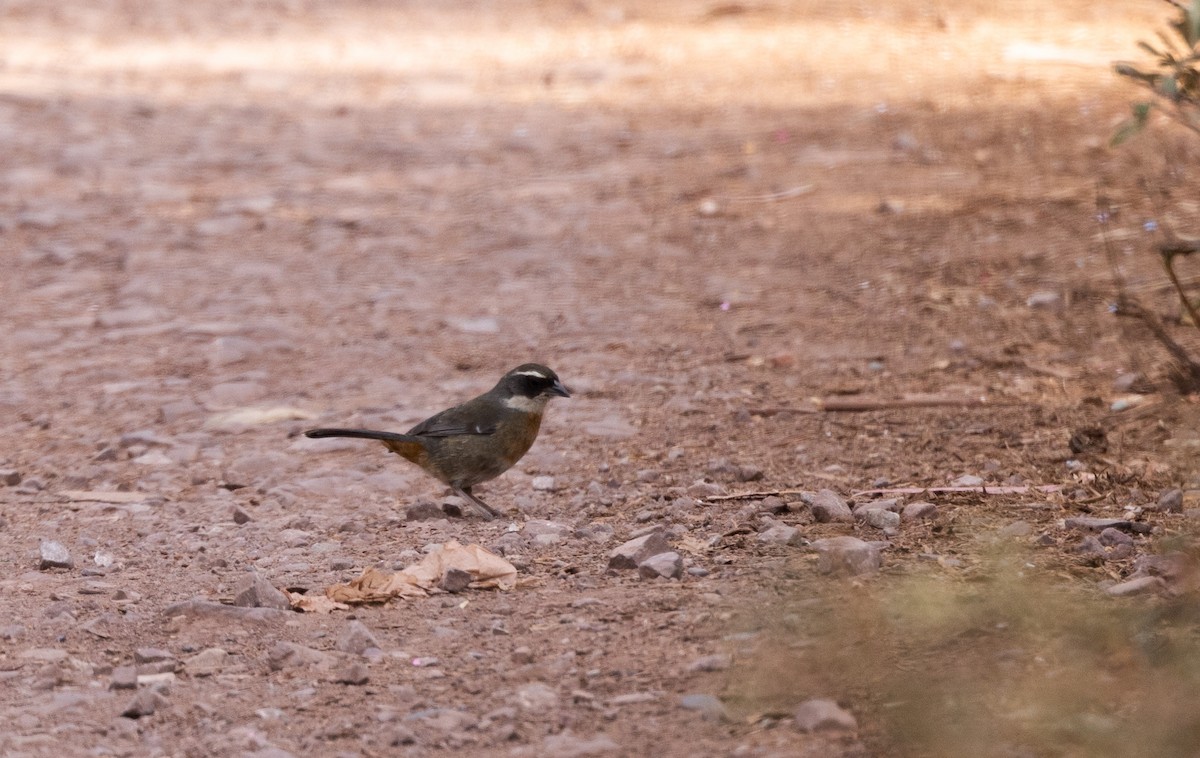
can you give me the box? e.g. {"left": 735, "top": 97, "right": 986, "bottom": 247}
{"left": 407, "top": 399, "right": 499, "bottom": 438}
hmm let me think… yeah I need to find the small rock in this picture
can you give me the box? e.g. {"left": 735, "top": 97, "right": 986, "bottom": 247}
{"left": 1106, "top": 576, "right": 1165, "bottom": 597}
{"left": 1065, "top": 517, "right": 1133, "bottom": 533}
{"left": 439, "top": 567, "right": 474, "bottom": 593}
{"left": 232, "top": 506, "right": 253, "bottom": 524}
{"left": 678, "top": 693, "right": 728, "bottom": 721}
{"left": 38, "top": 540, "right": 74, "bottom": 570}
{"left": 757, "top": 524, "right": 803, "bottom": 545}
{"left": 811, "top": 537, "right": 882, "bottom": 576}
{"left": 405, "top": 501, "right": 444, "bottom": 521}
{"left": 531, "top": 476, "right": 558, "bottom": 492}
{"left": 1099, "top": 527, "right": 1134, "bottom": 547}
{"left": 336, "top": 621, "right": 380, "bottom": 656}
{"left": 333, "top": 662, "right": 370, "bottom": 685}
{"left": 807, "top": 489, "right": 853, "bottom": 523}
{"left": 1154, "top": 488, "right": 1184, "bottom": 514}
{"left": 950, "top": 474, "right": 985, "bottom": 487}
{"left": 523, "top": 519, "right": 572, "bottom": 539}
{"left": 185, "top": 648, "right": 228, "bottom": 677}
{"left": 110, "top": 665, "right": 138, "bottom": 690}
{"left": 266, "top": 642, "right": 337, "bottom": 672}
{"left": 1073, "top": 536, "right": 1107, "bottom": 561}
{"left": 0, "top": 469, "right": 21, "bottom": 486}
{"left": 685, "top": 481, "right": 724, "bottom": 499}
{"left": 233, "top": 573, "right": 292, "bottom": 610}
{"left": 902, "top": 501, "right": 938, "bottom": 521}
{"left": 607, "top": 531, "right": 671, "bottom": 570}
{"left": 134, "top": 647, "right": 174, "bottom": 664}
{"left": 638, "top": 551, "right": 683, "bottom": 580}
{"left": 1026, "top": 290, "right": 1061, "bottom": 309}
{"left": 687, "top": 654, "right": 731, "bottom": 672}
{"left": 516, "top": 682, "right": 559, "bottom": 710}
{"left": 793, "top": 698, "right": 857, "bottom": 732}
{"left": 854, "top": 498, "right": 902, "bottom": 513}
{"left": 121, "top": 689, "right": 167, "bottom": 719}
{"left": 542, "top": 732, "right": 621, "bottom": 757}
{"left": 858, "top": 508, "right": 900, "bottom": 530}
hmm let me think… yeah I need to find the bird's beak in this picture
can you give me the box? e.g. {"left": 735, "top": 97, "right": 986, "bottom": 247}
{"left": 549, "top": 379, "right": 571, "bottom": 398}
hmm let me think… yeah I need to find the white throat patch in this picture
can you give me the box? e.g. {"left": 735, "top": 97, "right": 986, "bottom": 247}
{"left": 504, "top": 394, "right": 550, "bottom": 412}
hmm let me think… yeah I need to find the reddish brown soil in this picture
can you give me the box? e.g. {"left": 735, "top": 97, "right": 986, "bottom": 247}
{"left": 2, "top": 1, "right": 1199, "bottom": 756}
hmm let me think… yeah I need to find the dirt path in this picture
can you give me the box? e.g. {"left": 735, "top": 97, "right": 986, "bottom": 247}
{"left": 2, "top": 2, "right": 1198, "bottom": 756}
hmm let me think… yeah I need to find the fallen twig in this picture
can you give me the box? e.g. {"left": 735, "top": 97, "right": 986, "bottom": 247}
{"left": 702, "top": 484, "right": 1064, "bottom": 503}
{"left": 824, "top": 396, "right": 1011, "bottom": 412}
{"left": 851, "top": 484, "right": 1063, "bottom": 498}
{"left": 702, "top": 489, "right": 810, "bottom": 502}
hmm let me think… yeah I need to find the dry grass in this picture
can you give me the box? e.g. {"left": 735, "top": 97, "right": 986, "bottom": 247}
{"left": 729, "top": 542, "right": 1200, "bottom": 757}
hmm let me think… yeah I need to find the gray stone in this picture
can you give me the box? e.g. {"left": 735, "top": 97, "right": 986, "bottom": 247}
{"left": 811, "top": 537, "right": 882, "bottom": 576}
{"left": 333, "top": 662, "right": 370, "bottom": 685}
{"left": 1065, "top": 517, "right": 1132, "bottom": 533}
{"left": 1073, "top": 536, "right": 1106, "bottom": 560}
{"left": 121, "top": 689, "right": 167, "bottom": 719}
{"left": 405, "top": 500, "right": 444, "bottom": 521}
{"left": 757, "top": 524, "right": 803, "bottom": 545}
{"left": 185, "top": 648, "right": 228, "bottom": 676}
{"left": 38, "top": 540, "right": 73, "bottom": 570}
{"left": 336, "top": 621, "right": 380, "bottom": 656}
{"left": 854, "top": 498, "right": 902, "bottom": 513}
{"left": 439, "top": 567, "right": 474, "bottom": 593}
{"left": 1026, "top": 290, "right": 1061, "bottom": 309}
{"left": 1155, "top": 488, "right": 1184, "bottom": 513}
{"left": 807, "top": 489, "right": 853, "bottom": 523}
{"left": 901, "top": 501, "right": 938, "bottom": 521}
{"left": 531, "top": 476, "right": 559, "bottom": 492}
{"left": 638, "top": 551, "right": 683, "bottom": 580}
{"left": 0, "top": 469, "right": 21, "bottom": 486}
{"left": 516, "top": 682, "right": 559, "bottom": 710}
{"left": 793, "top": 698, "right": 857, "bottom": 732}
{"left": 523, "top": 519, "right": 572, "bottom": 539}
{"left": 542, "top": 731, "right": 621, "bottom": 757}
{"left": 858, "top": 508, "right": 900, "bottom": 530}
{"left": 687, "top": 654, "right": 731, "bottom": 672}
{"left": 110, "top": 665, "right": 138, "bottom": 690}
{"left": 1099, "top": 527, "right": 1134, "bottom": 547}
{"left": 134, "top": 647, "right": 174, "bottom": 664}
{"left": 607, "top": 531, "right": 671, "bottom": 570}
{"left": 678, "top": 693, "right": 728, "bottom": 721}
{"left": 266, "top": 642, "right": 338, "bottom": 672}
{"left": 232, "top": 506, "right": 253, "bottom": 524}
{"left": 950, "top": 474, "right": 985, "bottom": 487}
{"left": 1106, "top": 576, "right": 1165, "bottom": 597}
{"left": 163, "top": 597, "right": 288, "bottom": 624}
{"left": 233, "top": 573, "right": 291, "bottom": 610}
{"left": 685, "top": 481, "right": 724, "bottom": 498}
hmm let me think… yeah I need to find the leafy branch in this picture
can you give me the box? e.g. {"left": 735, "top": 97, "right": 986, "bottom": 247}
{"left": 1113, "top": 0, "right": 1200, "bottom": 143}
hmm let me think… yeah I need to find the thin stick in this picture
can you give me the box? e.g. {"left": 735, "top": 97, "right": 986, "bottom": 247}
{"left": 850, "top": 485, "right": 1064, "bottom": 498}
{"left": 703, "top": 484, "right": 1064, "bottom": 503}
{"left": 702, "top": 489, "right": 810, "bottom": 502}
{"left": 816, "top": 396, "right": 1012, "bottom": 412}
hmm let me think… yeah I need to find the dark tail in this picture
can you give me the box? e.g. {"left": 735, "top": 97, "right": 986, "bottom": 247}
{"left": 304, "top": 428, "right": 415, "bottom": 443}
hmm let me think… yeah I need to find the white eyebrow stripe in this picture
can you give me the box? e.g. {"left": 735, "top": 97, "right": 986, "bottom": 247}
{"left": 513, "top": 370, "right": 549, "bottom": 379}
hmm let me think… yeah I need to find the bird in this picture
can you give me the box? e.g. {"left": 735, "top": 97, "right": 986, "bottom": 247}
{"left": 303, "top": 363, "right": 570, "bottom": 519}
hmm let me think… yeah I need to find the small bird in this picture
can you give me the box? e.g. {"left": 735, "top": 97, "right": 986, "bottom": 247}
{"left": 304, "top": 364, "right": 570, "bottom": 519}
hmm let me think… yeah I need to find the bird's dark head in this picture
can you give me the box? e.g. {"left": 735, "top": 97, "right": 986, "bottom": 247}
{"left": 496, "top": 363, "right": 570, "bottom": 411}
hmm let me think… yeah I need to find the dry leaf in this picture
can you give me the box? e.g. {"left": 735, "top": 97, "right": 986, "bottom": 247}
{"left": 323, "top": 542, "right": 517, "bottom": 605}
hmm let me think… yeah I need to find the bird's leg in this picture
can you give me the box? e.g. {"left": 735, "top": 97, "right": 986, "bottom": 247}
{"left": 454, "top": 486, "right": 500, "bottom": 520}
